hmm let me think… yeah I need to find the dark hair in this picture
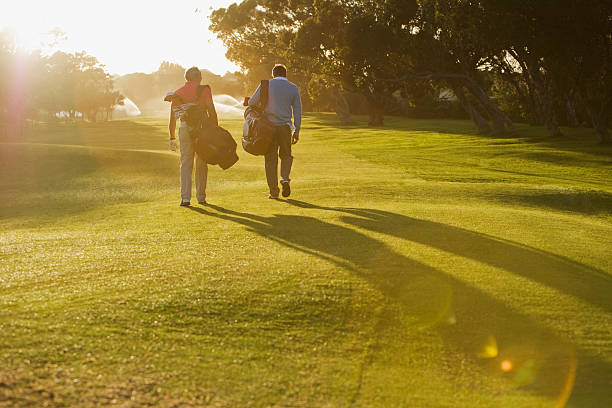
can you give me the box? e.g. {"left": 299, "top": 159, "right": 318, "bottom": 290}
{"left": 272, "top": 64, "right": 287, "bottom": 78}
{"left": 185, "top": 66, "right": 202, "bottom": 82}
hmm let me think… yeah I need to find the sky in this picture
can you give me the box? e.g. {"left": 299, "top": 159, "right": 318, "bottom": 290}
{"left": 0, "top": 0, "right": 240, "bottom": 76}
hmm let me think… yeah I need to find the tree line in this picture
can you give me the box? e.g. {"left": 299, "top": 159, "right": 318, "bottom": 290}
{"left": 210, "top": 0, "right": 611, "bottom": 143}
{"left": 0, "top": 31, "right": 123, "bottom": 132}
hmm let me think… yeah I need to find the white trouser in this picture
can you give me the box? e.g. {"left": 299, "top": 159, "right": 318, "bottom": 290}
{"left": 179, "top": 124, "right": 207, "bottom": 201}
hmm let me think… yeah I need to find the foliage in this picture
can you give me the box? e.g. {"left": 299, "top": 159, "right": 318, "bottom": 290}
{"left": 0, "top": 31, "right": 124, "bottom": 126}
{"left": 210, "top": 0, "right": 420, "bottom": 126}
{"left": 209, "top": 0, "right": 611, "bottom": 141}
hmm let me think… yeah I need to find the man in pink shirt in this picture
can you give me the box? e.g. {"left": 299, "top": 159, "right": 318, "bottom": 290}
{"left": 168, "top": 67, "right": 217, "bottom": 206}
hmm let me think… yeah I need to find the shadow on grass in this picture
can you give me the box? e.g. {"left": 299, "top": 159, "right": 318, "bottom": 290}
{"left": 304, "top": 113, "right": 481, "bottom": 136}
{"left": 305, "top": 113, "right": 612, "bottom": 159}
{"left": 407, "top": 156, "right": 607, "bottom": 186}
{"left": 0, "top": 143, "right": 174, "bottom": 222}
{"left": 284, "top": 200, "right": 611, "bottom": 312}
{"left": 187, "top": 202, "right": 611, "bottom": 405}
{"left": 496, "top": 190, "right": 612, "bottom": 216}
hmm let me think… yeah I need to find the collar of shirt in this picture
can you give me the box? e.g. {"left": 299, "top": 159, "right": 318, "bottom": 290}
{"left": 272, "top": 77, "right": 289, "bottom": 81}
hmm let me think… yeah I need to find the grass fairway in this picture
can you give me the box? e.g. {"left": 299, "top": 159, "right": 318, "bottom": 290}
{"left": 1, "top": 114, "right": 611, "bottom": 407}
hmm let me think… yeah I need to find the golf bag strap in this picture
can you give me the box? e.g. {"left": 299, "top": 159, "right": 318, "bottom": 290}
{"left": 260, "top": 80, "right": 269, "bottom": 111}
{"left": 196, "top": 84, "right": 212, "bottom": 121}
{"left": 196, "top": 84, "right": 210, "bottom": 101}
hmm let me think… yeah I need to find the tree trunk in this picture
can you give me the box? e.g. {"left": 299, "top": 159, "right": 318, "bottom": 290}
{"left": 536, "top": 85, "right": 564, "bottom": 138}
{"left": 488, "top": 110, "right": 507, "bottom": 135}
{"left": 523, "top": 57, "right": 564, "bottom": 138}
{"left": 366, "top": 94, "right": 385, "bottom": 127}
{"left": 594, "top": 124, "right": 611, "bottom": 144}
{"left": 509, "top": 48, "right": 549, "bottom": 128}
{"left": 526, "top": 83, "right": 543, "bottom": 126}
{"left": 452, "top": 84, "right": 491, "bottom": 134}
{"left": 519, "top": 65, "right": 543, "bottom": 126}
{"left": 566, "top": 98, "right": 580, "bottom": 127}
{"left": 463, "top": 76, "right": 515, "bottom": 134}
{"left": 584, "top": 102, "right": 611, "bottom": 144}
{"left": 332, "top": 88, "right": 354, "bottom": 125}
{"left": 368, "top": 106, "right": 384, "bottom": 126}
{"left": 511, "top": 75, "right": 541, "bottom": 126}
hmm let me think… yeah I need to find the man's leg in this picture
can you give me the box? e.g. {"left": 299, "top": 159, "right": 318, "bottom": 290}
{"left": 264, "top": 135, "right": 280, "bottom": 198}
{"left": 195, "top": 155, "right": 208, "bottom": 203}
{"left": 278, "top": 125, "right": 293, "bottom": 197}
{"left": 278, "top": 125, "right": 293, "bottom": 182}
{"left": 179, "top": 125, "right": 195, "bottom": 202}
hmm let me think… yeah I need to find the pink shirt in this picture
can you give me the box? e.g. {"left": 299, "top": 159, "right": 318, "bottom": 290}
{"left": 171, "top": 82, "right": 212, "bottom": 110}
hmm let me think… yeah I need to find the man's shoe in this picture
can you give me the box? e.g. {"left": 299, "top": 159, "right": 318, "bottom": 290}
{"left": 269, "top": 194, "right": 279, "bottom": 199}
{"left": 198, "top": 199, "right": 207, "bottom": 205}
{"left": 180, "top": 200, "right": 190, "bottom": 206}
{"left": 281, "top": 180, "right": 291, "bottom": 197}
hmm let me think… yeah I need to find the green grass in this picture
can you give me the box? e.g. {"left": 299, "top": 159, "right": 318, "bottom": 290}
{"left": 1, "top": 114, "right": 611, "bottom": 407}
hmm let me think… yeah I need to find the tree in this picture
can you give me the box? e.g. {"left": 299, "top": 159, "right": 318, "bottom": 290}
{"left": 210, "top": 1, "right": 511, "bottom": 129}
{"left": 478, "top": 0, "right": 611, "bottom": 141}
{"left": 155, "top": 61, "right": 186, "bottom": 96}
{"left": 0, "top": 43, "right": 124, "bottom": 125}
{"left": 209, "top": 0, "right": 609, "bottom": 139}
{"left": 294, "top": 0, "right": 420, "bottom": 126}
{"left": 210, "top": 1, "right": 315, "bottom": 111}
{"left": 210, "top": 0, "right": 419, "bottom": 126}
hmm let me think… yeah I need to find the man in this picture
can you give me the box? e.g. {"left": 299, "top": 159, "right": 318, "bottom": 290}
{"left": 248, "top": 64, "right": 302, "bottom": 199}
{"left": 168, "top": 67, "right": 218, "bottom": 206}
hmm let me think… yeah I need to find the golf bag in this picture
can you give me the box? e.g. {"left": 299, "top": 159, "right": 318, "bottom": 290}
{"left": 192, "top": 125, "right": 239, "bottom": 170}
{"left": 242, "top": 80, "right": 275, "bottom": 156}
{"left": 184, "top": 85, "right": 239, "bottom": 170}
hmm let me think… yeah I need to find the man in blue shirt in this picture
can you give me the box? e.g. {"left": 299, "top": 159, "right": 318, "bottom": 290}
{"left": 248, "top": 64, "right": 302, "bottom": 198}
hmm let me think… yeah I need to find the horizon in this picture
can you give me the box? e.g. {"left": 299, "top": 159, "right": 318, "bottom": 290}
{"left": 0, "top": 0, "right": 240, "bottom": 76}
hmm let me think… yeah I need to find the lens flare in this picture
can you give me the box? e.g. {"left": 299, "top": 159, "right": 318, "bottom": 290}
{"left": 501, "top": 359, "right": 513, "bottom": 372}
{"left": 484, "top": 340, "right": 576, "bottom": 407}
{"left": 512, "top": 359, "right": 535, "bottom": 386}
{"left": 478, "top": 335, "right": 498, "bottom": 359}
{"left": 445, "top": 309, "right": 457, "bottom": 325}
{"left": 555, "top": 348, "right": 576, "bottom": 408}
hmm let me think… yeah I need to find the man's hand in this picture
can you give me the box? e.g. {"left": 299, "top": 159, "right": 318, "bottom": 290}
{"left": 169, "top": 138, "right": 178, "bottom": 152}
{"left": 292, "top": 129, "right": 300, "bottom": 145}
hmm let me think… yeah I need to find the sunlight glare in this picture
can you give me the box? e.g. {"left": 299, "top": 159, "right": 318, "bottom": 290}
{"left": 0, "top": 1, "right": 240, "bottom": 75}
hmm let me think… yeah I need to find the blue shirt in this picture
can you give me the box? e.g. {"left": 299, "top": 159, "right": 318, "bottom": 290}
{"left": 248, "top": 77, "right": 302, "bottom": 130}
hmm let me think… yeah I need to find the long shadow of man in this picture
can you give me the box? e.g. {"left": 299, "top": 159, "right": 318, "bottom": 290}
{"left": 188, "top": 202, "right": 610, "bottom": 405}
{"left": 284, "top": 200, "right": 611, "bottom": 313}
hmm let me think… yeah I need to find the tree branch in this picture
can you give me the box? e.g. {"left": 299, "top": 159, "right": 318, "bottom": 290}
{"left": 373, "top": 71, "right": 468, "bottom": 83}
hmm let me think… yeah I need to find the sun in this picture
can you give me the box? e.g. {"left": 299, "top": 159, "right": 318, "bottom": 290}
{"left": 0, "top": 0, "right": 240, "bottom": 75}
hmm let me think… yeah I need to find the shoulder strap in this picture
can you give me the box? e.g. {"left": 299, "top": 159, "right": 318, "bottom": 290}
{"left": 260, "top": 80, "right": 269, "bottom": 110}
{"left": 196, "top": 84, "right": 210, "bottom": 101}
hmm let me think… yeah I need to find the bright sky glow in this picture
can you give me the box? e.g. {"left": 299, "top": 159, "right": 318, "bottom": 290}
{"left": 0, "top": 0, "right": 240, "bottom": 76}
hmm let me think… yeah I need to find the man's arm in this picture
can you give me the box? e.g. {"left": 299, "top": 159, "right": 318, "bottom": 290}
{"left": 248, "top": 85, "right": 262, "bottom": 107}
{"left": 169, "top": 109, "right": 176, "bottom": 139}
{"left": 292, "top": 88, "right": 302, "bottom": 144}
{"left": 168, "top": 109, "right": 178, "bottom": 151}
